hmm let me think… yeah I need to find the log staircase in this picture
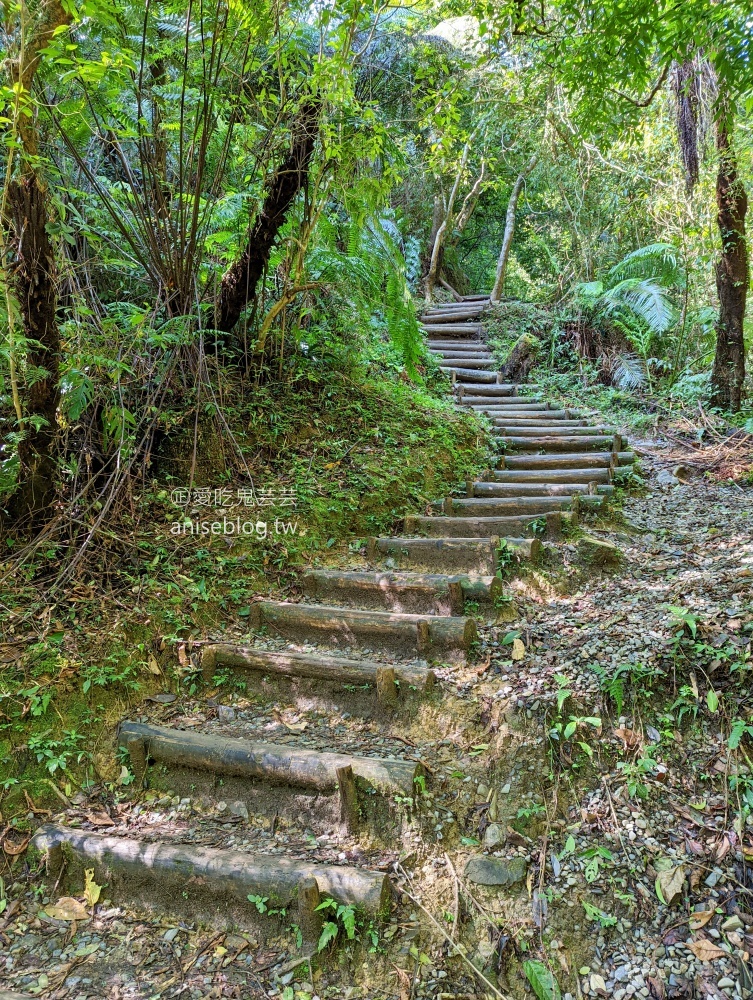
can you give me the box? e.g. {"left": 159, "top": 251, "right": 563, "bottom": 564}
{"left": 32, "top": 295, "right": 632, "bottom": 955}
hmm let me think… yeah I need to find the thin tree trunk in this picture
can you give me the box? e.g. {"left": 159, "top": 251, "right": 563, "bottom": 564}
{"left": 216, "top": 99, "right": 320, "bottom": 333}
{"left": 425, "top": 142, "right": 471, "bottom": 303}
{"left": 489, "top": 154, "right": 538, "bottom": 304}
{"left": 710, "top": 115, "right": 747, "bottom": 413}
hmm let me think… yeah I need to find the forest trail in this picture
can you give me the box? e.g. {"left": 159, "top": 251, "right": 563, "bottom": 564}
{"left": 15, "top": 299, "right": 646, "bottom": 999}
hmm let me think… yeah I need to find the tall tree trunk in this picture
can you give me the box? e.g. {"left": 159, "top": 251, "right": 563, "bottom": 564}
{"left": 490, "top": 155, "right": 538, "bottom": 304}
{"left": 7, "top": 176, "right": 61, "bottom": 519}
{"left": 3, "top": 0, "right": 72, "bottom": 523}
{"left": 216, "top": 99, "right": 320, "bottom": 334}
{"left": 710, "top": 115, "right": 748, "bottom": 413}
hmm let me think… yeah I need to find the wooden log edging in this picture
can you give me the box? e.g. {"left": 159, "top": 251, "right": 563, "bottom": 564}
{"left": 405, "top": 511, "right": 562, "bottom": 539}
{"left": 302, "top": 569, "right": 502, "bottom": 614}
{"left": 200, "top": 644, "right": 435, "bottom": 694}
{"left": 31, "top": 824, "right": 392, "bottom": 917}
{"left": 118, "top": 721, "right": 420, "bottom": 801}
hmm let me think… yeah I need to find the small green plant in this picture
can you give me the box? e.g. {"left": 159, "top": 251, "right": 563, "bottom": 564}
{"left": 582, "top": 899, "right": 617, "bottom": 928}
{"left": 315, "top": 897, "right": 357, "bottom": 951}
{"left": 522, "top": 958, "right": 561, "bottom": 1000}
{"left": 247, "top": 894, "right": 286, "bottom": 917}
{"left": 616, "top": 749, "right": 656, "bottom": 799}
{"left": 27, "top": 730, "right": 91, "bottom": 776}
{"left": 580, "top": 845, "right": 614, "bottom": 882}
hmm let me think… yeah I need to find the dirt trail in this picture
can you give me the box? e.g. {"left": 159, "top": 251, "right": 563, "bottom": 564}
{"left": 3, "top": 304, "right": 753, "bottom": 1000}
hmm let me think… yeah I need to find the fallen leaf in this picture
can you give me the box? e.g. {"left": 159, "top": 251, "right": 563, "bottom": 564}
{"left": 511, "top": 638, "right": 525, "bottom": 661}
{"left": 614, "top": 727, "right": 643, "bottom": 749}
{"left": 687, "top": 938, "right": 726, "bottom": 962}
{"left": 83, "top": 869, "right": 102, "bottom": 908}
{"left": 147, "top": 654, "right": 161, "bottom": 675}
{"left": 144, "top": 692, "right": 177, "bottom": 704}
{"left": 44, "top": 897, "right": 89, "bottom": 921}
{"left": 177, "top": 643, "right": 189, "bottom": 667}
{"left": 656, "top": 865, "right": 686, "bottom": 906}
{"left": 85, "top": 812, "right": 115, "bottom": 827}
{"left": 647, "top": 975, "right": 666, "bottom": 999}
{"left": 590, "top": 972, "right": 607, "bottom": 995}
{"left": 689, "top": 910, "right": 715, "bottom": 930}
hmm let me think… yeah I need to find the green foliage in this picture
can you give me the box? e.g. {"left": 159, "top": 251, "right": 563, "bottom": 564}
{"left": 522, "top": 959, "right": 562, "bottom": 1000}
{"left": 315, "top": 897, "right": 358, "bottom": 951}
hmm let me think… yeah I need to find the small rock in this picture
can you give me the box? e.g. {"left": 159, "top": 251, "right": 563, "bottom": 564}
{"left": 656, "top": 469, "right": 679, "bottom": 487}
{"left": 717, "top": 977, "right": 735, "bottom": 989}
{"left": 483, "top": 823, "right": 503, "bottom": 848}
{"left": 464, "top": 855, "right": 527, "bottom": 886}
{"left": 721, "top": 915, "right": 743, "bottom": 932}
{"left": 577, "top": 535, "right": 622, "bottom": 568}
{"left": 229, "top": 801, "right": 249, "bottom": 821}
{"left": 218, "top": 705, "right": 236, "bottom": 722}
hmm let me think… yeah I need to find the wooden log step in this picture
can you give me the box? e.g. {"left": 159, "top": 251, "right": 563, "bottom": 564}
{"left": 302, "top": 569, "right": 502, "bottom": 614}
{"left": 438, "top": 359, "right": 497, "bottom": 369}
{"left": 249, "top": 601, "right": 476, "bottom": 659}
{"left": 504, "top": 435, "right": 618, "bottom": 453}
{"left": 494, "top": 425, "right": 610, "bottom": 437}
{"left": 466, "top": 401, "right": 546, "bottom": 411}
{"left": 421, "top": 310, "right": 485, "bottom": 323}
{"left": 440, "top": 496, "right": 577, "bottom": 517}
{"left": 488, "top": 409, "right": 569, "bottom": 420}
{"left": 617, "top": 451, "right": 635, "bottom": 464}
{"left": 367, "top": 535, "right": 539, "bottom": 573}
{"left": 200, "top": 644, "right": 435, "bottom": 694}
{"left": 461, "top": 293, "right": 489, "bottom": 301}
{"left": 118, "top": 721, "right": 420, "bottom": 798}
{"left": 404, "top": 512, "right": 563, "bottom": 539}
{"left": 427, "top": 339, "right": 484, "bottom": 348}
{"left": 421, "top": 323, "right": 483, "bottom": 335}
{"left": 32, "top": 824, "right": 391, "bottom": 918}
{"left": 430, "top": 350, "right": 492, "bottom": 360}
{"left": 492, "top": 468, "right": 612, "bottom": 484}
{"left": 493, "top": 419, "right": 587, "bottom": 428}
{"left": 472, "top": 481, "right": 587, "bottom": 497}
{"left": 441, "top": 368, "right": 499, "bottom": 382}
{"left": 502, "top": 452, "right": 615, "bottom": 469}
{"left": 457, "top": 384, "right": 522, "bottom": 397}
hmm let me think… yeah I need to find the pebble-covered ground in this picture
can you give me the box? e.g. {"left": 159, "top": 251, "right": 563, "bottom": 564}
{"left": 2, "top": 443, "right": 752, "bottom": 1000}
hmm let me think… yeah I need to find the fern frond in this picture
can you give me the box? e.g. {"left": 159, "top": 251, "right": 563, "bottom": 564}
{"left": 612, "top": 352, "right": 647, "bottom": 390}
{"left": 608, "top": 243, "right": 684, "bottom": 289}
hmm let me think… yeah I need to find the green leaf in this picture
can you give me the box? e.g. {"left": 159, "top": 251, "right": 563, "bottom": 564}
{"left": 317, "top": 920, "right": 339, "bottom": 951}
{"left": 707, "top": 690, "right": 719, "bottom": 713}
{"left": 522, "top": 959, "right": 562, "bottom": 1000}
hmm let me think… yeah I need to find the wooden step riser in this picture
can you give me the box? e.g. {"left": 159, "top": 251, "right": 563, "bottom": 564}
{"left": 493, "top": 420, "right": 587, "bottom": 428}
{"left": 433, "top": 355, "right": 492, "bottom": 363}
{"left": 422, "top": 324, "right": 484, "bottom": 335}
{"left": 439, "top": 360, "right": 498, "bottom": 369}
{"left": 474, "top": 482, "right": 589, "bottom": 497}
{"left": 405, "top": 511, "right": 567, "bottom": 539}
{"left": 118, "top": 724, "right": 422, "bottom": 808}
{"left": 428, "top": 339, "right": 485, "bottom": 348}
{"left": 504, "top": 435, "right": 618, "bottom": 453}
{"left": 32, "top": 825, "right": 391, "bottom": 931}
{"left": 443, "top": 369, "right": 503, "bottom": 383}
{"left": 250, "top": 602, "right": 476, "bottom": 660}
{"left": 457, "top": 385, "right": 525, "bottom": 397}
{"left": 303, "top": 570, "right": 502, "bottom": 615}
{"left": 502, "top": 452, "right": 615, "bottom": 469}
{"left": 201, "top": 644, "right": 434, "bottom": 696}
{"left": 617, "top": 451, "right": 635, "bottom": 465}
{"left": 492, "top": 469, "right": 611, "bottom": 484}
{"left": 441, "top": 496, "right": 576, "bottom": 517}
{"left": 487, "top": 410, "right": 569, "bottom": 419}
{"left": 367, "top": 535, "right": 539, "bottom": 574}
{"left": 466, "top": 402, "right": 546, "bottom": 411}
{"left": 494, "top": 426, "right": 609, "bottom": 437}
{"left": 421, "top": 311, "right": 485, "bottom": 323}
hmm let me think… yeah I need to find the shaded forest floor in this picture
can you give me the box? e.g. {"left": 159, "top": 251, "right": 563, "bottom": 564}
{"left": 1, "top": 418, "right": 752, "bottom": 1000}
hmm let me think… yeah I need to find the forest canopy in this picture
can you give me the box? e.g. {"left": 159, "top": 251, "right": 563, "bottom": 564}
{"left": 1, "top": 0, "right": 752, "bottom": 544}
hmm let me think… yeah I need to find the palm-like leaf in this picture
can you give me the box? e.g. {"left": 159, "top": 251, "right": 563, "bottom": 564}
{"left": 599, "top": 278, "right": 677, "bottom": 334}
{"left": 608, "top": 243, "right": 684, "bottom": 289}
